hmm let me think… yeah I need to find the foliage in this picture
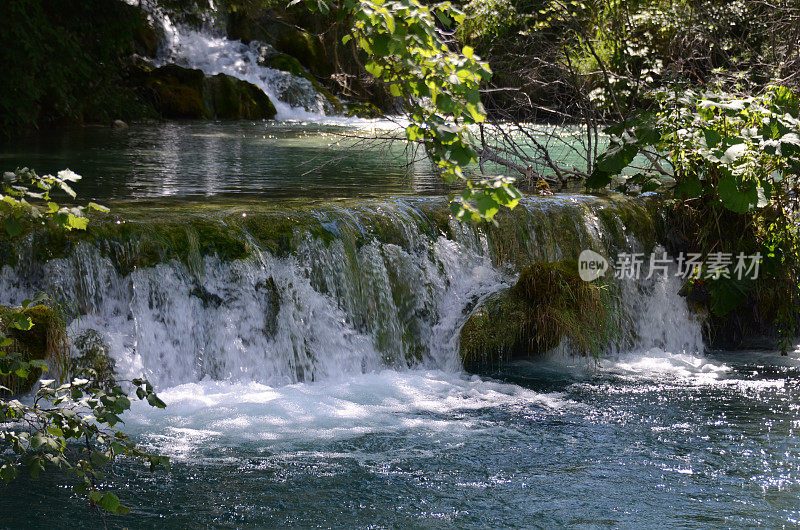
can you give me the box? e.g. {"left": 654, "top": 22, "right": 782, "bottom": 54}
{"left": 0, "top": 302, "right": 68, "bottom": 396}
{"left": 587, "top": 85, "right": 800, "bottom": 344}
{"left": 0, "top": 376, "right": 169, "bottom": 515}
{"left": 0, "top": 0, "right": 157, "bottom": 135}
{"left": 0, "top": 169, "right": 168, "bottom": 515}
{"left": 1, "top": 168, "right": 109, "bottom": 237}
{"left": 300, "top": 0, "right": 522, "bottom": 221}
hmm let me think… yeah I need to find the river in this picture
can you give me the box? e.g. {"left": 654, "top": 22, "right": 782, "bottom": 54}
{"left": 1, "top": 119, "right": 799, "bottom": 527}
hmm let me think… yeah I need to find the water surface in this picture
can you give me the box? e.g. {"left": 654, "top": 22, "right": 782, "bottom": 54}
{"left": 0, "top": 120, "right": 443, "bottom": 201}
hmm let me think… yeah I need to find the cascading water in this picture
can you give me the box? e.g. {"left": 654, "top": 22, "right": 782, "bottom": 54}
{"left": 152, "top": 7, "right": 334, "bottom": 119}
{"left": 0, "top": 195, "right": 703, "bottom": 389}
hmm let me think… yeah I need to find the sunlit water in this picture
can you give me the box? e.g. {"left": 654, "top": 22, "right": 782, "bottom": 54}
{"left": 2, "top": 352, "right": 799, "bottom": 527}
{"left": 1, "top": 123, "right": 799, "bottom": 527}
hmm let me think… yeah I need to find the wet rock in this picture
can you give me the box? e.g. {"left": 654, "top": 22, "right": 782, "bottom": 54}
{"left": 145, "top": 63, "right": 277, "bottom": 120}
{"left": 72, "top": 329, "right": 116, "bottom": 390}
{"left": 112, "top": 119, "right": 128, "bottom": 128}
{"left": 258, "top": 50, "right": 343, "bottom": 113}
{"left": 133, "top": 18, "right": 161, "bottom": 58}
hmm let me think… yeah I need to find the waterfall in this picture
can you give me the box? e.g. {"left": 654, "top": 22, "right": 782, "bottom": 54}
{"left": 0, "top": 196, "right": 704, "bottom": 388}
{"left": 151, "top": 6, "right": 333, "bottom": 120}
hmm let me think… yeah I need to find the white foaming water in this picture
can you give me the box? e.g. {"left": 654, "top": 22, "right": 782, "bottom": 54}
{"left": 124, "top": 369, "right": 567, "bottom": 458}
{"left": 599, "top": 262, "right": 722, "bottom": 382}
{"left": 153, "top": 9, "right": 331, "bottom": 120}
{"left": 0, "top": 199, "right": 719, "bottom": 445}
{"left": 0, "top": 221, "right": 507, "bottom": 389}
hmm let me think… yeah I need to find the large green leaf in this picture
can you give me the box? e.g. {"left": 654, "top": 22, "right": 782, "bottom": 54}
{"left": 596, "top": 142, "right": 639, "bottom": 174}
{"left": 717, "top": 176, "right": 759, "bottom": 213}
{"left": 676, "top": 176, "right": 703, "bottom": 198}
{"left": 708, "top": 277, "right": 751, "bottom": 316}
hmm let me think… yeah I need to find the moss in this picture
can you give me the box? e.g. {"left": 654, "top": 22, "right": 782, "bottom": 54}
{"left": 241, "top": 213, "right": 319, "bottom": 255}
{"left": 145, "top": 64, "right": 209, "bottom": 119}
{"left": 0, "top": 304, "right": 68, "bottom": 395}
{"left": 347, "top": 102, "right": 383, "bottom": 118}
{"left": 145, "top": 64, "right": 277, "bottom": 120}
{"left": 94, "top": 217, "right": 251, "bottom": 275}
{"left": 459, "top": 260, "right": 612, "bottom": 372}
{"left": 206, "top": 73, "right": 278, "bottom": 119}
{"left": 459, "top": 292, "right": 530, "bottom": 372}
{"left": 274, "top": 29, "right": 331, "bottom": 78}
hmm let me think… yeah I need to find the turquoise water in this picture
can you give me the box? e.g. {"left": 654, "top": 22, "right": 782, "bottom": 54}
{"left": 0, "top": 120, "right": 445, "bottom": 201}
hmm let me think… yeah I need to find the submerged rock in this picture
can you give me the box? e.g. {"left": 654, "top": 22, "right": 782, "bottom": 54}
{"left": 459, "top": 261, "right": 611, "bottom": 372}
{"left": 145, "top": 63, "right": 277, "bottom": 120}
{"left": 0, "top": 305, "right": 68, "bottom": 395}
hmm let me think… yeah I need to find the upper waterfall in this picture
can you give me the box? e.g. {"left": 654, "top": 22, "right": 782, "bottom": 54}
{"left": 153, "top": 8, "right": 334, "bottom": 120}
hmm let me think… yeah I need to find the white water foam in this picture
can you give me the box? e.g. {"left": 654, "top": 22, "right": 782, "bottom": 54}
{"left": 124, "top": 369, "right": 568, "bottom": 457}
{"left": 599, "top": 262, "right": 718, "bottom": 381}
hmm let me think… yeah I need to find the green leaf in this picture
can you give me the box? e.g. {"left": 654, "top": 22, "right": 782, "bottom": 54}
{"left": 676, "top": 177, "right": 703, "bottom": 198}
{"left": 447, "top": 143, "right": 475, "bottom": 166}
{"left": 3, "top": 216, "right": 22, "bottom": 237}
{"left": 720, "top": 143, "right": 748, "bottom": 164}
{"left": 98, "top": 492, "right": 120, "bottom": 513}
{"left": 475, "top": 193, "right": 499, "bottom": 219}
{"left": 708, "top": 277, "right": 751, "bottom": 316}
{"left": 87, "top": 202, "right": 109, "bottom": 213}
{"left": 641, "top": 179, "right": 661, "bottom": 193}
{"left": 596, "top": 142, "right": 639, "bottom": 175}
{"left": 585, "top": 169, "right": 613, "bottom": 189}
{"left": 11, "top": 313, "right": 33, "bottom": 330}
{"left": 371, "top": 33, "right": 391, "bottom": 56}
{"left": 717, "top": 176, "right": 759, "bottom": 213}
{"left": 635, "top": 124, "right": 661, "bottom": 145}
{"left": 67, "top": 215, "right": 88, "bottom": 230}
{"left": 702, "top": 129, "right": 722, "bottom": 148}
{"left": 771, "top": 85, "right": 799, "bottom": 117}
{"left": 146, "top": 393, "right": 167, "bottom": 409}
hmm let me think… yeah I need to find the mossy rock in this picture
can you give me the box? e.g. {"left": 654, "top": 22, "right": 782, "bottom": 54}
{"left": 145, "top": 64, "right": 277, "bottom": 120}
{"left": 145, "top": 64, "right": 210, "bottom": 119}
{"left": 72, "top": 329, "right": 116, "bottom": 390}
{"left": 459, "top": 261, "right": 611, "bottom": 372}
{"left": 205, "top": 73, "right": 278, "bottom": 119}
{"left": 274, "top": 29, "right": 331, "bottom": 78}
{"left": 0, "top": 305, "right": 68, "bottom": 395}
{"left": 132, "top": 19, "right": 161, "bottom": 58}
{"left": 459, "top": 291, "right": 531, "bottom": 372}
{"left": 346, "top": 102, "right": 383, "bottom": 118}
